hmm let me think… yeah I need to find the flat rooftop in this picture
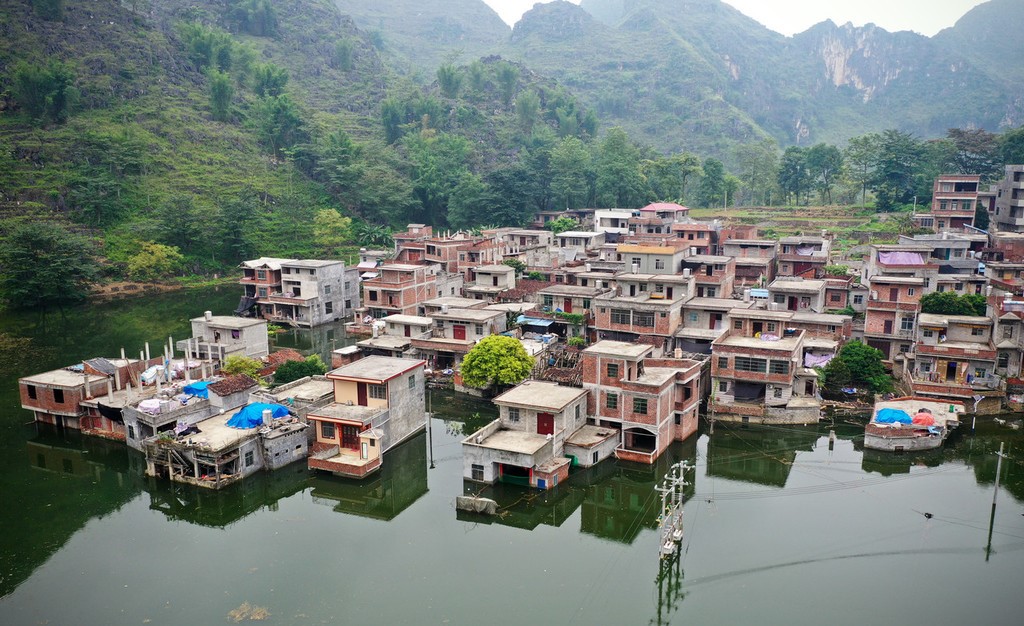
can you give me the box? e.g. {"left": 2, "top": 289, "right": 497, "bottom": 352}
{"left": 770, "top": 279, "right": 826, "bottom": 293}
{"left": 422, "top": 297, "right": 488, "bottom": 309}
{"left": 431, "top": 308, "right": 503, "bottom": 322}
{"left": 558, "top": 231, "right": 601, "bottom": 238}
{"left": 261, "top": 378, "right": 334, "bottom": 403}
{"left": 328, "top": 355, "right": 424, "bottom": 382}
{"left": 537, "top": 284, "right": 608, "bottom": 296}
{"left": 635, "top": 367, "right": 677, "bottom": 387}
{"left": 583, "top": 340, "right": 652, "bottom": 359}
{"left": 474, "top": 428, "right": 550, "bottom": 456}
{"left": 565, "top": 425, "right": 619, "bottom": 448}
{"left": 791, "top": 312, "right": 851, "bottom": 324}
{"left": 485, "top": 302, "right": 538, "bottom": 312}
{"left": 356, "top": 336, "right": 413, "bottom": 350}
{"left": 192, "top": 316, "right": 266, "bottom": 329}
{"left": 474, "top": 264, "right": 515, "bottom": 273}
{"left": 717, "top": 333, "right": 803, "bottom": 352}
{"left": 683, "top": 254, "right": 732, "bottom": 264}
{"left": 918, "top": 313, "right": 991, "bottom": 326}
{"left": 685, "top": 297, "right": 754, "bottom": 311}
{"left": 309, "top": 403, "right": 383, "bottom": 425}
{"left": 285, "top": 259, "right": 344, "bottom": 268}
{"left": 21, "top": 369, "right": 107, "bottom": 387}
{"left": 868, "top": 275, "right": 925, "bottom": 285}
{"left": 383, "top": 314, "right": 433, "bottom": 326}
{"left": 494, "top": 380, "right": 587, "bottom": 411}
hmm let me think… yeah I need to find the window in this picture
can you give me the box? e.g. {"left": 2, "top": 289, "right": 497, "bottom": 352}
{"left": 773, "top": 387, "right": 783, "bottom": 399}
{"left": 472, "top": 464, "right": 484, "bottom": 481}
{"left": 606, "top": 393, "right": 619, "bottom": 409}
{"left": 974, "top": 368, "right": 987, "bottom": 378}
{"left": 924, "top": 330, "right": 934, "bottom": 338}
{"left": 475, "top": 324, "right": 484, "bottom": 335}
{"left": 655, "top": 259, "right": 665, "bottom": 270}
{"left": 971, "top": 327, "right": 985, "bottom": 336}
{"left": 921, "top": 362, "right": 932, "bottom": 373}
{"left": 607, "top": 363, "right": 620, "bottom": 378}
{"left": 690, "top": 312, "right": 699, "bottom": 322}
{"left": 718, "top": 381, "right": 728, "bottom": 393}
{"left": 325, "top": 301, "right": 333, "bottom": 315}
{"left": 830, "top": 293, "right": 842, "bottom": 302}
{"left": 53, "top": 389, "right": 64, "bottom": 404}
{"left": 706, "top": 287, "right": 716, "bottom": 298}
{"left": 258, "top": 287, "right": 268, "bottom": 298}
{"left": 128, "top": 425, "right": 135, "bottom": 440}
{"left": 369, "top": 384, "right": 387, "bottom": 400}
{"left": 610, "top": 309, "right": 631, "bottom": 325}
{"left": 901, "top": 317, "right": 914, "bottom": 331}
{"left": 583, "top": 299, "right": 591, "bottom": 310}
{"left": 827, "top": 325, "right": 837, "bottom": 332}
{"left": 999, "top": 352, "right": 1009, "bottom": 368}
{"left": 324, "top": 284, "right": 331, "bottom": 295}
{"left": 575, "top": 404, "right": 581, "bottom": 421}
{"left": 1004, "top": 326, "right": 1014, "bottom": 339}
{"left": 734, "top": 320, "right": 743, "bottom": 329}
{"left": 767, "top": 323, "right": 777, "bottom": 332}
{"left": 899, "top": 344, "right": 911, "bottom": 353}
{"left": 245, "top": 450, "right": 254, "bottom": 467}
{"left": 908, "top": 288, "right": 916, "bottom": 296}
{"left": 773, "top": 294, "right": 786, "bottom": 304}
{"left": 256, "top": 269, "right": 266, "bottom": 280}
{"left": 769, "top": 360, "right": 790, "bottom": 375}
{"left": 853, "top": 295, "right": 864, "bottom": 305}
{"left": 633, "top": 398, "right": 648, "bottom": 414}
{"left": 26, "top": 385, "right": 36, "bottom": 400}
{"left": 321, "top": 422, "right": 335, "bottom": 439}
{"left": 542, "top": 295, "right": 554, "bottom": 308}
{"left": 231, "top": 329, "right": 241, "bottom": 339}
{"left": 345, "top": 299, "right": 351, "bottom": 309}
{"left": 409, "top": 374, "right": 416, "bottom": 389}
{"left": 734, "top": 357, "right": 767, "bottom": 372}
{"left": 369, "top": 291, "right": 378, "bottom": 302}
{"left": 718, "top": 357, "right": 729, "bottom": 369}
{"left": 634, "top": 312, "right": 655, "bottom": 327}
{"left": 508, "top": 407, "right": 520, "bottom": 423}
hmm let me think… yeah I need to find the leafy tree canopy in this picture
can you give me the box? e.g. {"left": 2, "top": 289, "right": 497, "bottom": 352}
{"left": 221, "top": 355, "right": 264, "bottom": 381}
{"left": 821, "top": 341, "right": 892, "bottom": 394}
{"left": 0, "top": 222, "right": 99, "bottom": 311}
{"left": 127, "top": 242, "right": 185, "bottom": 282}
{"left": 460, "top": 335, "right": 534, "bottom": 388}
{"left": 273, "top": 355, "right": 327, "bottom": 385}
{"left": 919, "top": 291, "right": 986, "bottom": 317}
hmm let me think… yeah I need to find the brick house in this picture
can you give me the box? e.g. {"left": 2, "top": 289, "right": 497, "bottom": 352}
{"left": 241, "top": 258, "right": 359, "bottom": 327}
{"left": 581, "top": 340, "right": 702, "bottom": 463}
{"left": 593, "top": 273, "right": 691, "bottom": 346}
{"left": 908, "top": 313, "right": 1000, "bottom": 402}
{"left": 682, "top": 254, "right": 735, "bottom": 299}
{"left": 308, "top": 356, "right": 426, "bottom": 479}
{"left": 721, "top": 239, "right": 777, "bottom": 287}
{"left": 777, "top": 236, "right": 830, "bottom": 278}
{"left": 362, "top": 263, "right": 437, "bottom": 318}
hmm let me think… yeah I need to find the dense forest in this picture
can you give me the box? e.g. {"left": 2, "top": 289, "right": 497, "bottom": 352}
{"left": 1, "top": 0, "right": 1024, "bottom": 311}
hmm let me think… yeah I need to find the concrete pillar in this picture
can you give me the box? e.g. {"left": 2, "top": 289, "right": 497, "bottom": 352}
{"left": 145, "top": 342, "right": 150, "bottom": 362}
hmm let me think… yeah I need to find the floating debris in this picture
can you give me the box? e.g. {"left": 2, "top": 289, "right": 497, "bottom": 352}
{"left": 227, "top": 602, "right": 270, "bottom": 622}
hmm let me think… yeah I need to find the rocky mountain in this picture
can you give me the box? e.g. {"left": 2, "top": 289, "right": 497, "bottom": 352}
{"left": 335, "top": 0, "right": 1024, "bottom": 155}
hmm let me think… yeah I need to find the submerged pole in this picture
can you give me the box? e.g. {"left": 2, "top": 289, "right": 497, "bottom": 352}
{"left": 986, "top": 441, "right": 1006, "bottom": 561}
{"left": 428, "top": 389, "right": 435, "bottom": 469}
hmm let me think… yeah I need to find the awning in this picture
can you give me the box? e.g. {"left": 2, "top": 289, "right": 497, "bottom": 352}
{"left": 357, "top": 261, "right": 378, "bottom": 270}
{"left": 361, "top": 272, "right": 379, "bottom": 279}
{"left": 517, "top": 315, "right": 554, "bottom": 327}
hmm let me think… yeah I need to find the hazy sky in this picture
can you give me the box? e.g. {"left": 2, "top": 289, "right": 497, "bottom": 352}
{"left": 482, "top": 0, "right": 986, "bottom": 36}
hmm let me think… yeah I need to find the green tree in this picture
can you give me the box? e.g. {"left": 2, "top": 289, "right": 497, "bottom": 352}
{"left": 643, "top": 153, "right": 702, "bottom": 203}
{"left": 437, "top": 64, "right": 463, "bottom": 99}
{"left": 251, "top": 63, "right": 288, "bottom": 97}
{"left": 313, "top": 209, "right": 353, "bottom": 256}
{"left": 229, "top": 0, "right": 278, "bottom": 37}
{"left": 177, "top": 22, "right": 234, "bottom": 71}
{"left": 777, "top": 146, "right": 809, "bottom": 205}
{"left": 217, "top": 191, "right": 256, "bottom": 262}
{"left": 380, "top": 96, "right": 407, "bottom": 144}
{"left": 821, "top": 341, "right": 892, "bottom": 394}
{"left": 595, "top": 127, "right": 647, "bottom": 208}
{"left": 467, "top": 60, "right": 487, "bottom": 93}
{"left": 920, "top": 291, "right": 987, "bottom": 316}
{"left": 805, "top": 143, "right": 844, "bottom": 204}
{"left": 403, "top": 130, "right": 472, "bottom": 226}
{"left": 999, "top": 126, "right": 1024, "bottom": 166}
{"left": 156, "top": 195, "right": 205, "bottom": 257}
{"left": 947, "top": 127, "right": 1001, "bottom": 181}
{"left": 11, "top": 60, "right": 76, "bottom": 124}
{"left": 31, "top": 0, "right": 63, "bottom": 20}
{"left": 515, "top": 90, "right": 541, "bottom": 135}
{"left": 353, "top": 222, "right": 394, "bottom": 248}
{"left": 208, "top": 69, "right": 234, "bottom": 122}
{"left": 221, "top": 356, "right": 263, "bottom": 381}
{"left": 844, "top": 133, "right": 881, "bottom": 207}
{"left": 546, "top": 216, "right": 578, "bottom": 235}
{"left": 251, "top": 94, "right": 307, "bottom": 157}
{"left": 495, "top": 61, "right": 519, "bottom": 106}
{"left": 460, "top": 335, "right": 534, "bottom": 388}
{"left": 334, "top": 38, "right": 354, "bottom": 71}
{"left": 447, "top": 172, "right": 488, "bottom": 231}
{"left": 550, "top": 136, "right": 593, "bottom": 209}
{"left": 0, "top": 222, "right": 99, "bottom": 311}
{"left": 126, "top": 242, "right": 185, "bottom": 281}
{"left": 316, "top": 129, "right": 364, "bottom": 201}
{"left": 502, "top": 258, "right": 527, "bottom": 276}
{"left": 734, "top": 138, "right": 779, "bottom": 205}
{"left": 273, "top": 355, "right": 327, "bottom": 385}
{"left": 695, "top": 158, "right": 726, "bottom": 208}
{"left": 871, "top": 129, "right": 924, "bottom": 212}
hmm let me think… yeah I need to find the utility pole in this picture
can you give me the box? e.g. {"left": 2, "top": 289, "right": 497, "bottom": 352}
{"left": 655, "top": 460, "right": 691, "bottom": 558}
{"left": 427, "top": 389, "right": 435, "bottom": 469}
{"left": 985, "top": 442, "right": 1006, "bottom": 561}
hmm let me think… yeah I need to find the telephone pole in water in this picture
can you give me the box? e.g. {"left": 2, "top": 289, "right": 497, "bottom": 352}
{"left": 655, "top": 460, "right": 691, "bottom": 558}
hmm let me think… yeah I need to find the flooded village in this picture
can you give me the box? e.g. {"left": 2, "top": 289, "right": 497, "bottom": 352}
{"left": 5, "top": 170, "right": 1024, "bottom": 623}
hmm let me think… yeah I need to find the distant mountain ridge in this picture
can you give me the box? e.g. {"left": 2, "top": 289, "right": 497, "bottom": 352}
{"left": 335, "top": 0, "right": 1024, "bottom": 156}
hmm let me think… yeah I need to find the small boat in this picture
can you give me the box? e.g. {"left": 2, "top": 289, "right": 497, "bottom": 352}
{"left": 864, "top": 396, "right": 965, "bottom": 452}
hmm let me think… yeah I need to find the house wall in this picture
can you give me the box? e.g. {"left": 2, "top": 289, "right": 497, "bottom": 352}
{"left": 263, "top": 426, "right": 309, "bottom": 470}
{"left": 383, "top": 366, "right": 426, "bottom": 451}
{"left": 332, "top": 380, "right": 388, "bottom": 410}
{"left": 564, "top": 435, "right": 619, "bottom": 468}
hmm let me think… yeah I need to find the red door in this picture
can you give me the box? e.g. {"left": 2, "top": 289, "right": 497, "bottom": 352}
{"left": 564, "top": 298, "right": 573, "bottom": 313}
{"left": 453, "top": 324, "right": 467, "bottom": 340}
{"left": 342, "top": 425, "right": 360, "bottom": 450}
{"left": 537, "top": 412, "right": 554, "bottom": 436}
{"left": 357, "top": 382, "right": 367, "bottom": 406}
{"left": 404, "top": 325, "right": 411, "bottom": 337}
{"left": 889, "top": 288, "right": 899, "bottom": 302}
{"left": 883, "top": 320, "right": 893, "bottom": 334}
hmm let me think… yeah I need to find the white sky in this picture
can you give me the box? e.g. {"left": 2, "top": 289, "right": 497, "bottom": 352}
{"left": 482, "top": 0, "right": 986, "bottom": 36}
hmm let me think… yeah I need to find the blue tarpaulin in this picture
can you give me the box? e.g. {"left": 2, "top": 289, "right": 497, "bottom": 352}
{"left": 874, "top": 408, "right": 912, "bottom": 424}
{"left": 227, "top": 403, "right": 290, "bottom": 429}
{"left": 183, "top": 381, "right": 210, "bottom": 399}
{"left": 517, "top": 315, "right": 554, "bottom": 327}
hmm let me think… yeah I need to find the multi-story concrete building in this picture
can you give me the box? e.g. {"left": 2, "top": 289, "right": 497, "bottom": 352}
{"left": 581, "top": 340, "right": 702, "bottom": 463}
{"left": 682, "top": 255, "right": 735, "bottom": 299}
{"left": 721, "top": 239, "right": 777, "bottom": 286}
{"left": 992, "top": 166, "right": 1024, "bottom": 233}
{"left": 412, "top": 307, "right": 507, "bottom": 370}
{"left": 308, "top": 356, "right": 427, "bottom": 479}
{"left": 465, "top": 264, "right": 516, "bottom": 302}
{"left": 777, "top": 235, "right": 830, "bottom": 278}
{"left": 240, "top": 258, "right": 359, "bottom": 327}
{"left": 768, "top": 278, "right": 827, "bottom": 313}
{"left": 362, "top": 263, "right": 437, "bottom": 318}
{"left": 179, "top": 313, "right": 269, "bottom": 361}
{"left": 593, "top": 273, "right": 691, "bottom": 346}
{"left": 915, "top": 174, "right": 981, "bottom": 232}
{"left": 908, "top": 313, "right": 999, "bottom": 402}
{"left": 710, "top": 309, "right": 820, "bottom": 424}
